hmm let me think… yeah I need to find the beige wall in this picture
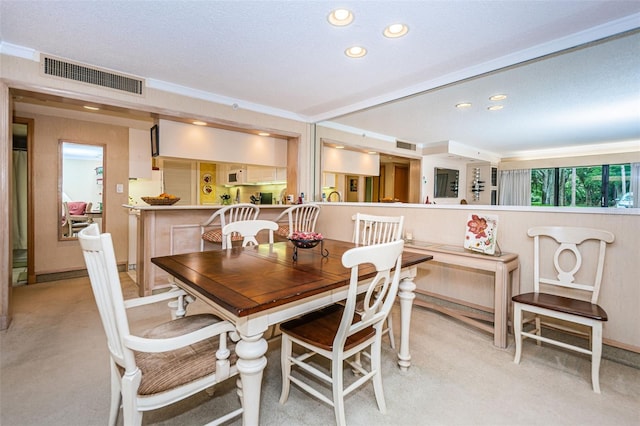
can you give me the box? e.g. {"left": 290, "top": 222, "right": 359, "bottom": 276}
{"left": 1, "top": 51, "right": 314, "bottom": 329}
{"left": 316, "top": 202, "right": 640, "bottom": 352}
{"left": 23, "top": 113, "right": 130, "bottom": 275}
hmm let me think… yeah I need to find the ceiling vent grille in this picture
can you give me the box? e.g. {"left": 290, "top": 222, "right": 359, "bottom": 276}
{"left": 396, "top": 140, "right": 416, "bottom": 151}
{"left": 41, "top": 55, "right": 144, "bottom": 96}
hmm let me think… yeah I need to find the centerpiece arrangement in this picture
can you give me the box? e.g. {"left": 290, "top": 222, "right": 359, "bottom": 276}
{"left": 288, "top": 231, "right": 328, "bottom": 260}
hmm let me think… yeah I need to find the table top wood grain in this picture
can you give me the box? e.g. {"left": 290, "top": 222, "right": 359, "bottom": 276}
{"left": 152, "top": 239, "right": 431, "bottom": 317}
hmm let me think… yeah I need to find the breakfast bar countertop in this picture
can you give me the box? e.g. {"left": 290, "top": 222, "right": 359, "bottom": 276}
{"left": 123, "top": 203, "right": 290, "bottom": 211}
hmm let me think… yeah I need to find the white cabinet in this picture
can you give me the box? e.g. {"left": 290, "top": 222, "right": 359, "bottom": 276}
{"left": 246, "top": 166, "right": 272, "bottom": 183}
{"left": 246, "top": 166, "right": 286, "bottom": 183}
{"left": 275, "top": 167, "right": 287, "bottom": 182}
{"left": 129, "top": 128, "right": 152, "bottom": 179}
{"left": 323, "top": 172, "right": 336, "bottom": 188}
{"left": 215, "top": 164, "right": 286, "bottom": 185}
{"left": 217, "top": 164, "right": 229, "bottom": 184}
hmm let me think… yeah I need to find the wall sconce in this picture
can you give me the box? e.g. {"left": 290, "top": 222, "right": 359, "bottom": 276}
{"left": 471, "top": 167, "right": 485, "bottom": 201}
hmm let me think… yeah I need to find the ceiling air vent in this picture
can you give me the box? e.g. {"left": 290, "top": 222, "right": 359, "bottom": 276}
{"left": 396, "top": 140, "right": 416, "bottom": 151}
{"left": 41, "top": 55, "right": 144, "bottom": 96}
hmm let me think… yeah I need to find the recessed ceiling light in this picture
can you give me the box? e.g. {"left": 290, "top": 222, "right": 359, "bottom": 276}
{"left": 192, "top": 121, "right": 207, "bottom": 126}
{"left": 456, "top": 102, "right": 472, "bottom": 109}
{"left": 345, "top": 46, "right": 367, "bottom": 58}
{"left": 368, "top": 151, "right": 378, "bottom": 155}
{"left": 335, "top": 145, "right": 345, "bottom": 149}
{"left": 258, "top": 132, "right": 270, "bottom": 137}
{"left": 489, "top": 94, "right": 507, "bottom": 101}
{"left": 328, "top": 8, "right": 354, "bottom": 26}
{"left": 487, "top": 105, "right": 504, "bottom": 111}
{"left": 384, "top": 23, "right": 409, "bottom": 38}
{"left": 83, "top": 105, "right": 100, "bottom": 111}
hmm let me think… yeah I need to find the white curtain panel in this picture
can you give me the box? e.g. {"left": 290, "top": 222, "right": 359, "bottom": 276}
{"left": 498, "top": 169, "right": 531, "bottom": 206}
{"left": 12, "top": 150, "right": 28, "bottom": 249}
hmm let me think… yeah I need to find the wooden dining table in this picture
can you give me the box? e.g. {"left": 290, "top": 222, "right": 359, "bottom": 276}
{"left": 152, "top": 239, "right": 431, "bottom": 426}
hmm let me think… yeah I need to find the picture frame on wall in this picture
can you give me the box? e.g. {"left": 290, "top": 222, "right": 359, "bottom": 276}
{"left": 349, "top": 178, "right": 358, "bottom": 192}
{"left": 150, "top": 124, "right": 159, "bottom": 157}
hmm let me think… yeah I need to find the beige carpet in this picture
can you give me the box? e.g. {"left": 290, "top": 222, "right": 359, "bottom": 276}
{"left": 1, "top": 274, "right": 639, "bottom": 426}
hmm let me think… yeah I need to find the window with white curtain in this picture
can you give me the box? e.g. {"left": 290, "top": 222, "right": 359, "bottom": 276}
{"left": 498, "top": 169, "right": 531, "bottom": 206}
{"left": 529, "top": 163, "right": 633, "bottom": 208}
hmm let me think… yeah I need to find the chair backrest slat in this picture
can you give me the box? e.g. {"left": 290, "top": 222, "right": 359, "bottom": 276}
{"left": 336, "top": 239, "right": 404, "bottom": 348}
{"left": 201, "top": 203, "right": 260, "bottom": 249}
{"left": 222, "top": 220, "right": 278, "bottom": 247}
{"left": 353, "top": 213, "right": 404, "bottom": 246}
{"left": 528, "top": 226, "right": 614, "bottom": 303}
{"left": 275, "top": 204, "right": 321, "bottom": 237}
{"left": 78, "top": 223, "right": 135, "bottom": 369}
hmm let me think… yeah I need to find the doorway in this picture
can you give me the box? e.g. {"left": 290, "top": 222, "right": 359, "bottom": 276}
{"left": 12, "top": 117, "right": 34, "bottom": 285}
{"left": 346, "top": 175, "right": 359, "bottom": 202}
{"left": 394, "top": 165, "right": 409, "bottom": 202}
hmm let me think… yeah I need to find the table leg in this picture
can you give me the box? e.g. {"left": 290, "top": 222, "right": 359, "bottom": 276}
{"left": 494, "top": 263, "right": 509, "bottom": 349}
{"left": 397, "top": 273, "right": 416, "bottom": 371}
{"left": 235, "top": 332, "right": 268, "bottom": 426}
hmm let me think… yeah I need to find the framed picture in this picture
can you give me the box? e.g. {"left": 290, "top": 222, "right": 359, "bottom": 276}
{"left": 349, "top": 178, "right": 358, "bottom": 192}
{"left": 464, "top": 213, "right": 499, "bottom": 255}
{"left": 150, "top": 124, "right": 159, "bottom": 157}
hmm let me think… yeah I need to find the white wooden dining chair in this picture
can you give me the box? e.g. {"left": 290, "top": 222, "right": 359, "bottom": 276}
{"left": 78, "top": 224, "right": 243, "bottom": 426}
{"left": 274, "top": 203, "right": 321, "bottom": 238}
{"left": 200, "top": 203, "right": 260, "bottom": 250}
{"left": 353, "top": 213, "right": 405, "bottom": 247}
{"left": 512, "top": 226, "right": 615, "bottom": 393}
{"left": 279, "top": 239, "right": 405, "bottom": 426}
{"left": 222, "top": 219, "right": 279, "bottom": 248}
{"left": 352, "top": 213, "right": 405, "bottom": 349}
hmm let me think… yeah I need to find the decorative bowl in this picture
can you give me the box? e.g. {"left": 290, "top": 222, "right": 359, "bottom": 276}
{"left": 141, "top": 196, "right": 180, "bottom": 205}
{"left": 289, "top": 231, "right": 323, "bottom": 249}
{"left": 289, "top": 238, "right": 322, "bottom": 249}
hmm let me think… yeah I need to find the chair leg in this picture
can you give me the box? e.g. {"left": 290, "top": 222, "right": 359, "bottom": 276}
{"left": 386, "top": 316, "right": 396, "bottom": 350}
{"left": 351, "top": 351, "right": 363, "bottom": 375}
{"left": 370, "top": 339, "right": 387, "bottom": 414}
{"left": 513, "top": 303, "right": 523, "bottom": 364}
{"left": 535, "top": 316, "right": 542, "bottom": 346}
{"left": 108, "top": 364, "right": 121, "bottom": 426}
{"left": 121, "top": 370, "right": 143, "bottom": 426}
{"left": 331, "top": 357, "right": 347, "bottom": 426}
{"left": 591, "top": 323, "right": 603, "bottom": 394}
{"left": 279, "top": 335, "right": 292, "bottom": 404}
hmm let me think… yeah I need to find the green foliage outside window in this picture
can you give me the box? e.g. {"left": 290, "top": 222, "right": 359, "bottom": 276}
{"left": 531, "top": 164, "right": 631, "bottom": 207}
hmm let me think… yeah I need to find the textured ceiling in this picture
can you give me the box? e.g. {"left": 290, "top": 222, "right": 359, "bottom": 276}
{"left": 1, "top": 1, "right": 639, "bottom": 157}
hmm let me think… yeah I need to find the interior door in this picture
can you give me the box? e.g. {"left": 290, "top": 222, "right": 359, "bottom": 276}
{"left": 394, "top": 165, "right": 409, "bottom": 202}
{"left": 346, "top": 175, "right": 359, "bottom": 202}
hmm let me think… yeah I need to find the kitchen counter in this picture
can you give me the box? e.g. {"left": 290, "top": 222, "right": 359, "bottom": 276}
{"left": 124, "top": 203, "right": 289, "bottom": 210}
{"left": 124, "top": 203, "right": 291, "bottom": 296}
